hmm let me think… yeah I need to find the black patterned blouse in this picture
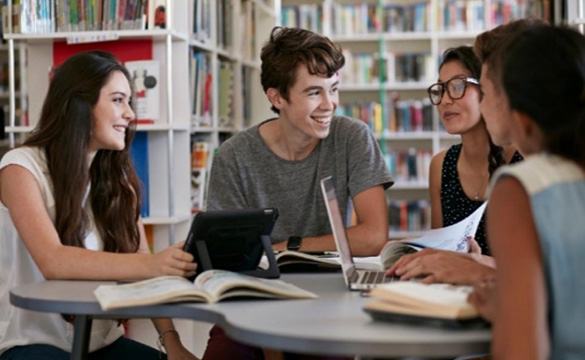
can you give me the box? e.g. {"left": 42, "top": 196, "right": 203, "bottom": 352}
{"left": 440, "top": 144, "right": 523, "bottom": 255}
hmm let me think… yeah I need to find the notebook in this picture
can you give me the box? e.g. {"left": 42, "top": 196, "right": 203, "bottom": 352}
{"left": 320, "top": 176, "right": 394, "bottom": 291}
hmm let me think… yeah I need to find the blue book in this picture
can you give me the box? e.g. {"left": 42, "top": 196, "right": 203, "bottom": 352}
{"left": 130, "top": 131, "right": 149, "bottom": 218}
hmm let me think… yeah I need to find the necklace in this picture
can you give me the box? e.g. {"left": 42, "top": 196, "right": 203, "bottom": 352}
{"left": 471, "top": 176, "right": 488, "bottom": 200}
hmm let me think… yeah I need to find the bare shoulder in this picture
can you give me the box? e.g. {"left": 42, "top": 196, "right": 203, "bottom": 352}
{"left": 430, "top": 149, "right": 448, "bottom": 170}
{"left": 0, "top": 164, "right": 41, "bottom": 204}
{"left": 429, "top": 149, "right": 448, "bottom": 181}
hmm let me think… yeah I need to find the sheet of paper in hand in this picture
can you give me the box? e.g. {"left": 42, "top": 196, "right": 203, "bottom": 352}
{"left": 381, "top": 202, "right": 487, "bottom": 269}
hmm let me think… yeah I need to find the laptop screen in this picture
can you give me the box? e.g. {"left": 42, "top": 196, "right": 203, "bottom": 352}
{"left": 320, "top": 176, "right": 356, "bottom": 280}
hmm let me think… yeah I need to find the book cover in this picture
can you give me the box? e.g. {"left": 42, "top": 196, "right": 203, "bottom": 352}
{"left": 191, "top": 141, "right": 209, "bottom": 211}
{"left": 217, "top": 61, "right": 234, "bottom": 127}
{"left": 147, "top": 0, "right": 165, "bottom": 29}
{"left": 125, "top": 60, "right": 160, "bottom": 124}
{"left": 130, "top": 131, "right": 150, "bottom": 218}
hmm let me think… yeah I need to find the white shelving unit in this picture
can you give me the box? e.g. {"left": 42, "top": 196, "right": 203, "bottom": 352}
{"left": 189, "top": 0, "right": 276, "bottom": 143}
{"left": 0, "top": 41, "right": 26, "bottom": 156}
{"left": 188, "top": 0, "right": 277, "bottom": 213}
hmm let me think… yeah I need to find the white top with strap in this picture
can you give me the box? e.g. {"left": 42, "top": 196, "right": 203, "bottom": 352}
{"left": 0, "top": 146, "right": 123, "bottom": 355}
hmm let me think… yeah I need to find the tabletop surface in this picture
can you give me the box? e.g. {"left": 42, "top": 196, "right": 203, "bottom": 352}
{"left": 11, "top": 273, "right": 491, "bottom": 357}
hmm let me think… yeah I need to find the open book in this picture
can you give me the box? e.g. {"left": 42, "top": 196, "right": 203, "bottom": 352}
{"left": 261, "top": 251, "right": 342, "bottom": 272}
{"left": 364, "top": 282, "right": 486, "bottom": 327}
{"left": 94, "top": 269, "right": 317, "bottom": 311}
{"left": 258, "top": 251, "right": 384, "bottom": 273}
{"left": 381, "top": 202, "right": 487, "bottom": 269}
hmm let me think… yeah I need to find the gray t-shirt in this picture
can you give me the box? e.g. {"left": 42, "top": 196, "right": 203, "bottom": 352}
{"left": 207, "top": 116, "right": 394, "bottom": 243}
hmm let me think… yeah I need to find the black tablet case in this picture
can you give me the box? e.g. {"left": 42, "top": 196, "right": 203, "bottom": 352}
{"left": 183, "top": 208, "right": 280, "bottom": 280}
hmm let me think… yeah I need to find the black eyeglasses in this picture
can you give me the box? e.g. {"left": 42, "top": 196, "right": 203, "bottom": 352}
{"left": 427, "top": 77, "right": 480, "bottom": 105}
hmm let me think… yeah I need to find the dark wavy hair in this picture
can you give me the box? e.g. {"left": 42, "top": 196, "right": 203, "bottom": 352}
{"left": 439, "top": 46, "right": 505, "bottom": 176}
{"left": 474, "top": 17, "right": 548, "bottom": 92}
{"left": 503, "top": 26, "right": 585, "bottom": 169}
{"left": 24, "top": 50, "right": 141, "bottom": 253}
{"left": 260, "top": 26, "right": 345, "bottom": 114}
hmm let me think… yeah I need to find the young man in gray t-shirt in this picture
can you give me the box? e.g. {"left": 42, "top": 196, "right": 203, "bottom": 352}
{"left": 203, "top": 26, "right": 393, "bottom": 360}
{"left": 207, "top": 27, "right": 393, "bottom": 258}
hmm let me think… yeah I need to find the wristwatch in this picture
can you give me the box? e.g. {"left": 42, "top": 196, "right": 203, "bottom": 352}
{"left": 287, "top": 236, "right": 302, "bottom": 251}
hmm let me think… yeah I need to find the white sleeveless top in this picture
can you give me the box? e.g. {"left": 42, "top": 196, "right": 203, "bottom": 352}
{"left": 0, "top": 146, "right": 123, "bottom": 355}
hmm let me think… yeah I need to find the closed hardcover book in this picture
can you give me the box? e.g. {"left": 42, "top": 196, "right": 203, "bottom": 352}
{"left": 130, "top": 131, "right": 150, "bottom": 217}
{"left": 125, "top": 60, "right": 160, "bottom": 124}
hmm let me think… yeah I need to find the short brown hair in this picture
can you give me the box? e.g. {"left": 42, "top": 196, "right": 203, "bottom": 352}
{"left": 260, "top": 26, "right": 345, "bottom": 114}
{"left": 474, "top": 17, "right": 548, "bottom": 90}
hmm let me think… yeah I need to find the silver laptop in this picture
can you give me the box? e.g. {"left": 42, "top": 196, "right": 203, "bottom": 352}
{"left": 320, "top": 176, "right": 394, "bottom": 291}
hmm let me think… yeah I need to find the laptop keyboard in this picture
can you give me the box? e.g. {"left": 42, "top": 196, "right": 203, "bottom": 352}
{"left": 359, "top": 270, "right": 394, "bottom": 284}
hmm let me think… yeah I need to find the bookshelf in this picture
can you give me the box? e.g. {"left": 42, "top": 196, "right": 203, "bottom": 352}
{"left": 279, "top": 0, "right": 548, "bottom": 237}
{"left": 188, "top": 0, "right": 277, "bottom": 213}
{"left": 0, "top": 41, "right": 26, "bottom": 157}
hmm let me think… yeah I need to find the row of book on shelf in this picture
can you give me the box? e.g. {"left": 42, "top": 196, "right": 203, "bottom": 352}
{"left": 282, "top": 0, "right": 546, "bottom": 35}
{"left": 385, "top": 148, "right": 432, "bottom": 185}
{"left": 130, "top": 134, "right": 215, "bottom": 219}
{"left": 190, "top": 51, "right": 236, "bottom": 129}
{"left": 191, "top": 0, "right": 255, "bottom": 59}
{"left": 336, "top": 98, "right": 434, "bottom": 135}
{"left": 281, "top": 5, "right": 322, "bottom": 34}
{"left": 440, "top": 0, "right": 544, "bottom": 32}
{"left": 1, "top": 0, "right": 168, "bottom": 34}
{"left": 341, "top": 50, "right": 432, "bottom": 85}
{"left": 388, "top": 199, "right": 431, "bottom": 233}
{"left": 331, "top": 2, "right": 428, "bottom": 35}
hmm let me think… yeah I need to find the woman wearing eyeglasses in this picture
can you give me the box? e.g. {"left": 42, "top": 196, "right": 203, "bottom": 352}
{"left": 387, "top": 46, "right": 522, "bottom": 285}
{"left": 427, "top": 46, "right": 522, "bottom": 255}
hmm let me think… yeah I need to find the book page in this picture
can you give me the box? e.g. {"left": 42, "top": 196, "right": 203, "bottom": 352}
{"left": 404, "top": 202, "right": 487, "bottom": 252}
{"left": 381, "top": 203, "right": 487, "bottom": 269}
{"left": 94, "top": 276, "right": 211, "bottom": 310}
{"left": 195, "top": 269, "right": 318, "bottom": 301}
{"left": 380, "top": 242, "right": 420, "bottom": 269}
{"left": 354, "top": 255, "right": 384, "bottom": 271}
{"left": 276, "top": 251, "right": 341, "bottom": 266}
